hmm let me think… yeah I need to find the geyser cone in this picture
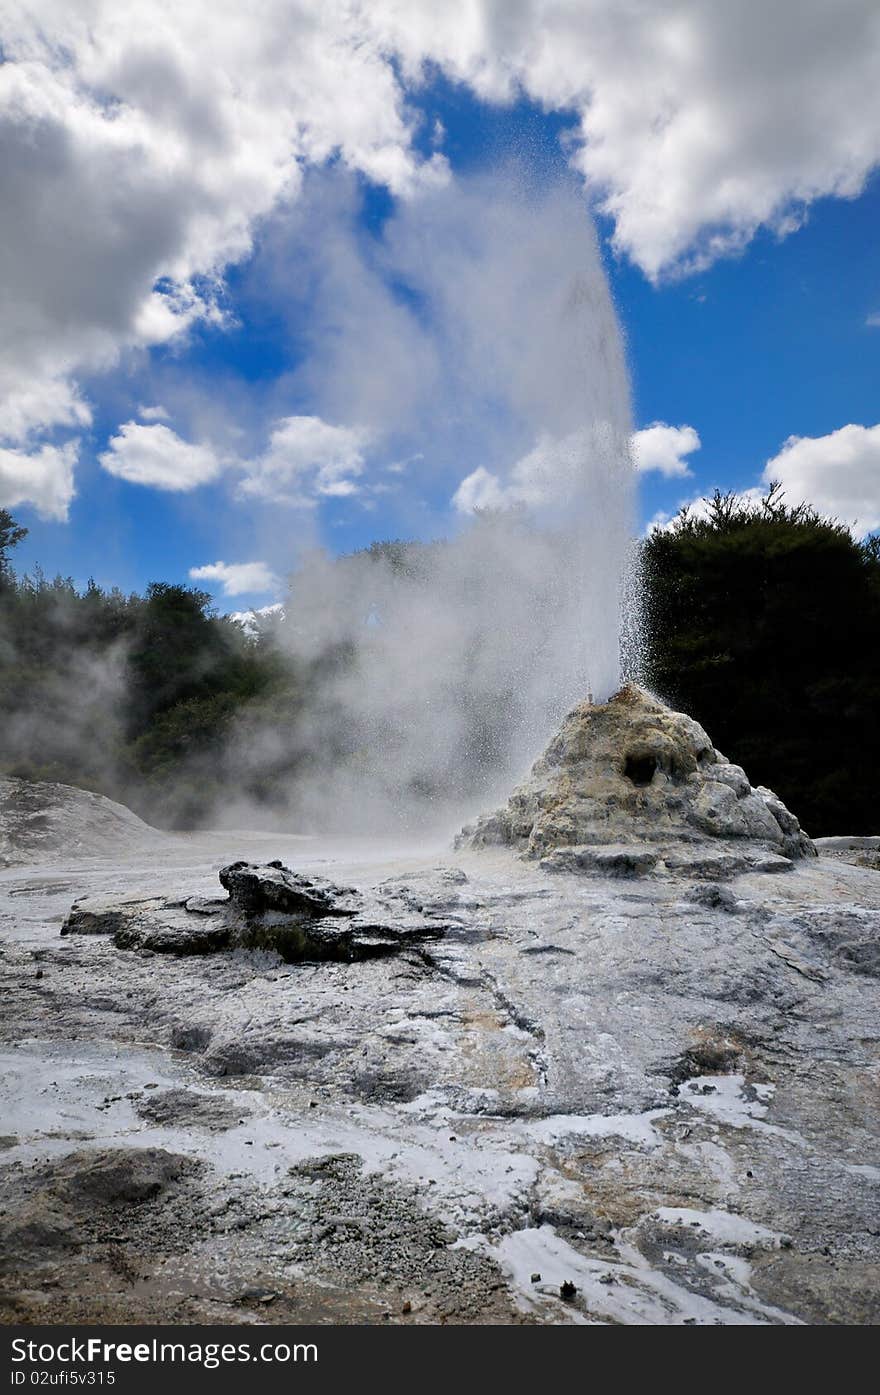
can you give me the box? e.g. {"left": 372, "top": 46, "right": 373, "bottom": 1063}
{"left": 457, "top": 684, "right": 815, "bottom": 875}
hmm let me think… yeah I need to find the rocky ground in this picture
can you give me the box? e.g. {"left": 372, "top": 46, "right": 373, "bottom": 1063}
{"left": 1, "top": 822, "right": 879, "bottom": 1325}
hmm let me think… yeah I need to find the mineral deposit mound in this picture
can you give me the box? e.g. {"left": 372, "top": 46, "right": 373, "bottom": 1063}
{"left": 457, "top": 684, "right": 815, "bottom": 877}
{"left": 0, "top": 776, "right": 165, "bottom": 867}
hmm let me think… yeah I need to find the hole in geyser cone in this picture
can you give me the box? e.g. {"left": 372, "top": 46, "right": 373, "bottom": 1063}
{"left": 624, "top": 753, "right": 657, "bottom": 787}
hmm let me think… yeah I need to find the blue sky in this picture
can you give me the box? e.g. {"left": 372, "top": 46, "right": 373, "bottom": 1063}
{"left": 619, "top": 169, "right": 880, "bottom": 527}
{"left": 3, "top": 3, "right": 879, "bottom": 612}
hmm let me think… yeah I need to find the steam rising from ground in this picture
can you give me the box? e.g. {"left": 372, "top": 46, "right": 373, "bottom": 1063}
{"left": 0, "top": 170, "right": 635, "bottom": 836}
{"left": 224, "top": 171, "right": 636, "bottom": 834}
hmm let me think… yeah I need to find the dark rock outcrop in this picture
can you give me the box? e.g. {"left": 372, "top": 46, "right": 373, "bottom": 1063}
{"left": 62, "top": 860, "right": 449, "bottom": 963}
{"left": 219, "top": 860, "right": 358, "bottom": 917}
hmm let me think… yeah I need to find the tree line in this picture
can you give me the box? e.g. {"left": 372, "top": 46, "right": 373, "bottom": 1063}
{"left": 1, "top": 492, "right": 877, "bottom": 836}
{"left": 0, "top": 509, "right": 286, "bottom": 825}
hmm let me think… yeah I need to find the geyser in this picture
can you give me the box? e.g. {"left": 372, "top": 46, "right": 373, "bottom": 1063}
{"left": 235, "top": 171, "right": 636, "bottom": 834}
{"left": 457, "top": 684, "right": 815, "bottom": 876}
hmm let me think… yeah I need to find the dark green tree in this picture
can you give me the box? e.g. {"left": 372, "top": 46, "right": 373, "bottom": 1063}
{"left": 126, "top": 583, "right": 221, "bottom": 734}
{"left": 0, "top": 509, "right": 27, "bottom": 588}
{"left": 642, "top": 486, "right": 880, "bottom": 836}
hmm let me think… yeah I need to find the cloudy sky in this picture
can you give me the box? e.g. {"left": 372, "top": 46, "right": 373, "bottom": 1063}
{"left": 2, "top": 0, "right": 879, "bottom": 610}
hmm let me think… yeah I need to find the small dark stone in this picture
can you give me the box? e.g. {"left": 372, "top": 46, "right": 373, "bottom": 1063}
{"left": 171, "top": 1024, "right": 212, "bottom": 1052}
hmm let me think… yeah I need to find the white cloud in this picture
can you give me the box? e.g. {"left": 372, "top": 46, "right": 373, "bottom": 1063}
{"left": 453, "top": 425, "right": 628, "bottom": 519}
{"left": 229, "top": 601, "right": 285, "bottom": 634}
{"left": 0, "top": 373, "right": 92, "bottom": 449}
{"left": 644, "top": 508, "right": 676, "bottom": 536}
{"left": 189, "top": 561, "right": 279, "bottom": 597}
{"left": 763, "top": 423, "right": 880, "bottom": 534}
{"left": 0, "top": 0, "right": 877, "bottom": 483}
{"left": 0, "top": 440, "right": 77, "bottom": 521}
{"left": 138, "top": 404, "right": 170, "bottom": 422}
{"left": 632, "top": 423, "right": 700, "bottom": 477}
{"left": 239, "top": 416, "right": 368, "bottom": 506}
{"left": 452, "top": 465, "right": 509, "bottom": 514}
{"left": 98, "top": 422, "right": 224, "bottom": 491}
{"left": 374, "top": 1, "right": 880, "bottom": 280}
{"left": 97, "top": 411, "right": 368, "bottom": 507}
{"left": 866, "top": 312, "right": 880, "bottom": 328}
{"left": 0, "top": 0, "right": 448, "bottom": 457}
{"left": 646, "top": 421, "right": 880, "bottom": 536}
